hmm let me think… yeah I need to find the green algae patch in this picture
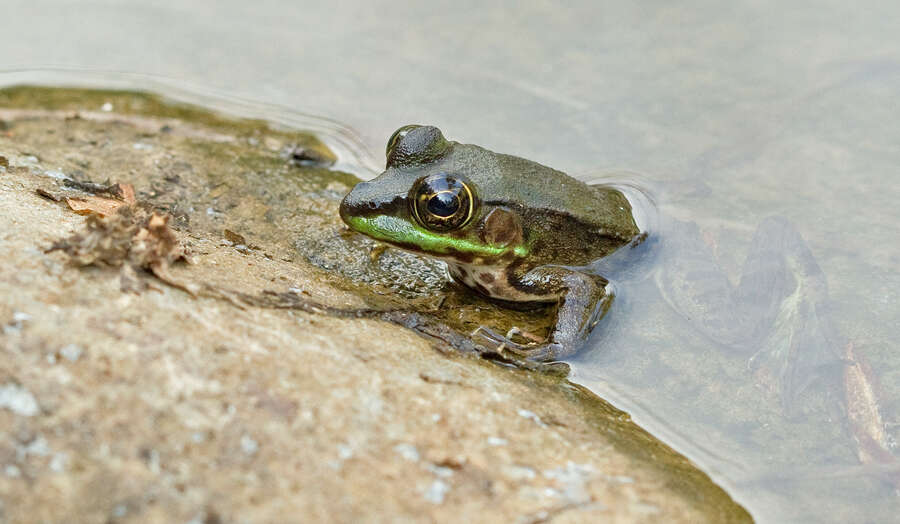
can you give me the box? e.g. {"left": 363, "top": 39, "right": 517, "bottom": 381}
{"left": 0, "top": 85, "right": 331, "bottom": 162}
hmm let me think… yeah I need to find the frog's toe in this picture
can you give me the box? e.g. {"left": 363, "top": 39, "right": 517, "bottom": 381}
{"left": 471, "top": 326, "right": 531, "bottom": 351}
{"left": 471, "top": 326, "right": 563, "bottom": 362}
{"left": 508, "top": 342, "right": 565, "bottom": 362}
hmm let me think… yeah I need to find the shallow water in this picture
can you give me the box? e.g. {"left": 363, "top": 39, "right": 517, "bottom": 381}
{"left": 4, "top": 2, "right": 900, "bottom": 521}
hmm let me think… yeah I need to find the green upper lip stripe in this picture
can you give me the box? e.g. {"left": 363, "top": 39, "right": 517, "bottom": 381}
{"left": 346, "top": 215, "right": 528, "bottom": 257}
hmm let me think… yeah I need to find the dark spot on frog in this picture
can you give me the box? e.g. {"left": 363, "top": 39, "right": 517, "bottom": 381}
{"left": 479, "top": 272, "right": 495, "bottom": 284}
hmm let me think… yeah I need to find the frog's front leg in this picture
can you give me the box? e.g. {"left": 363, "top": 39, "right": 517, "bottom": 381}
{"left": 477, "top": 266, "right": 613, "bottom": 362}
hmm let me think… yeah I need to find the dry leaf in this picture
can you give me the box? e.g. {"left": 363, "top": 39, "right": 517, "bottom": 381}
{"left": 49, "top": 205, "right": 191, "bottom": 293}
{"left": 65, "top": 196, "right": 127, "bottom": 217}
{"left": 109, "top": 182, "right": 136, "bottom": 204}
{"left": 63, "top": 183, "right": 136, "bottom": 216}
{"left": 224, "top": 229, "right": 246, "bottom": 245}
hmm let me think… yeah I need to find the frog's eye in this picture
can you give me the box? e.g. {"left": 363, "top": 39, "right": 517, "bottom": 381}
{"left": 410, "top": 173, "right": 476, "bottom": 232}
{"left": 386, "top": 125, "right": 451, "bottom": 168}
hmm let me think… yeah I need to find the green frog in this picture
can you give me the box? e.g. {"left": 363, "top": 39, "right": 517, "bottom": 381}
{"left": 339, "top": 125, "right": 641, "bottom": 361}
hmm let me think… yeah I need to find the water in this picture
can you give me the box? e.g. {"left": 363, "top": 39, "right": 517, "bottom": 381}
{"left": 4, "top": 1, "right": 900, "bottom": 521}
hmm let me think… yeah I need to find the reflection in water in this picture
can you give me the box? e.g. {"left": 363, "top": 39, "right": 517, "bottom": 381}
{"left": 660, "top": 215, "right": 840, "bottom": 413}
{"left": 570, "top": 179, "right": 899, "bottom": 522}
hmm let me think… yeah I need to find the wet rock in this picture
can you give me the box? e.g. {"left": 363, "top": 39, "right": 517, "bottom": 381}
{"left": 0, "top": 87, "right": 750, "bottom": 523}
{"left": 283, "top": 143, "right": 337, "bottom": 167}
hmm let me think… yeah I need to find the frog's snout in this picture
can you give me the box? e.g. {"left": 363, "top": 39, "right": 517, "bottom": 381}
{"left": 339, "top": 180, "right": 384, "bottom": 226}
{"left": 339, "top": 182, "right": 366, "bottom": 226}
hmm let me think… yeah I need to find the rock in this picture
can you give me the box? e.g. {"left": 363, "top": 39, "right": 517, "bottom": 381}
{"left": 0, "top": 87, "right": 750, "bottom": 523}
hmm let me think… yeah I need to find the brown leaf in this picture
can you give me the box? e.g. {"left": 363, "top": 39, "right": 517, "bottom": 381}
{"left": 66, "top": 196, "right": 127, "bottom": 217}
{"left": 109, "top": 183, "right": 136, "bottom": 204}
{"left": 223, "top": 229, "right": 246, "bottom": 245}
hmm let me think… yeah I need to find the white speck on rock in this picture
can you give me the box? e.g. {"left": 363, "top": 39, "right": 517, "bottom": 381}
{"left": 145, "top": 449, "right": 160, "bottom": 474}
{"left": 426, "top": 464, "right": 454, "bottom": 478}
{"left": 503, "top": 464, "right": 537, "bottom": 481}
{"left": 337, "top": 443, "right": 354, "bottom": 460}
{"left": 393, "top": 443, "right": 420, "bottom": 462}
{"left": 20, "top": 435, "right": 50, "bottom": 459}
{"left": 5, "top": 465, "right": 21, "bottom": 478}
{"left": 543, "top": 462, "right": 595, "bottom": 505}
{"left": 101, "top": 102, "right": 113, "bottom": 112}
{"left": 605, "top": 474, "right": 634, "bottom": 484}
{"left": 49, "top": 453, "right": 68, "bottom": 472}
{"left": 43, "top": 169, "right": 68, "bottom": 180}
{"left": 132, "top": 142, "right": 153, "bottom": 151}
{"left": 423, "top": 480, "right": 449, "bottom": 504}
{"left": 487, "top": 437, "right": 508, "bottom": 446}
{"left": 0, "top": 383, "right": 39, "bottom": 416}
{"left": 240, "top": 435, "right": 259, "bottom": 455}
{"left": 5, "top": 311, "right": 33, "bottom": 334}
{"left": 517, "top": 409, "right": 548, "bottom": 428}
{"left": 60, "top": 344, "right": 83, "bottom": 362}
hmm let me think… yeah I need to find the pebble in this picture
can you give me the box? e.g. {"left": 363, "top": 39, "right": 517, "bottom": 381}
{"left": 393, "top": 443, "right": 420, "bottom": 462}
{"left": 423, "top": 480, "right": 449, "bottom": 504}
{"left": 0, "top": 383, "right": 39, "bottom": 416}
{"left": 240, "top": 435, "right": 259, "bottom": 455}
{"left": 60, "top": 344, "right": 83, "bottom": 362}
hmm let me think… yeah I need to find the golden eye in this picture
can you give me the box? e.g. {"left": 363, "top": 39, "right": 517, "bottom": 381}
{"left": 386, "top": 125, "right": 421, "bottom": 159}
{"left": 410, "top": 173, "right": 476, "bottom": 232}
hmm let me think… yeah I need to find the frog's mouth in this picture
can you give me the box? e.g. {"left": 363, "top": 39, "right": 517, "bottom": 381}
{"left": 341, "top": 213, "right": 526, "bottom": 260}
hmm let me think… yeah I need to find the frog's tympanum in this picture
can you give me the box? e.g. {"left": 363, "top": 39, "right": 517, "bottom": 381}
{"left": 340, "top": 125, "right": 640, "bottom": 361}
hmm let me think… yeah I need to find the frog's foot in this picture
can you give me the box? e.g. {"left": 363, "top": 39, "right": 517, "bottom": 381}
{"left": 472, "top": 326, "right": 564, "bottom": 362}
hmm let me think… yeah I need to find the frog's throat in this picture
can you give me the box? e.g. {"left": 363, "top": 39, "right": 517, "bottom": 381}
{"left": 346, "top": 214, "right": 529, "bottom": 258}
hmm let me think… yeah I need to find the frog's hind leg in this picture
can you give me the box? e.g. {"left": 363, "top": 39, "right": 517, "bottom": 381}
{"left": 474, "top": 267, "right": 614, "bottom": 362}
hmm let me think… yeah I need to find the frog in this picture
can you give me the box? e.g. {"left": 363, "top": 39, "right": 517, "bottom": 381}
{"left": 339, "top": 125, "right": 641, "bottom": 361}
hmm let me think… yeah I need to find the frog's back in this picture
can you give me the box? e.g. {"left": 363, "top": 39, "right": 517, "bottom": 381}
{"left": 447, "top": 144, "right": 639, "bottom": 266}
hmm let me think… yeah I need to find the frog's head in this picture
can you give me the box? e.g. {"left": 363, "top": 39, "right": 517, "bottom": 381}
{"left": 340, "top": 125, "right": 528, "bottom": 264}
